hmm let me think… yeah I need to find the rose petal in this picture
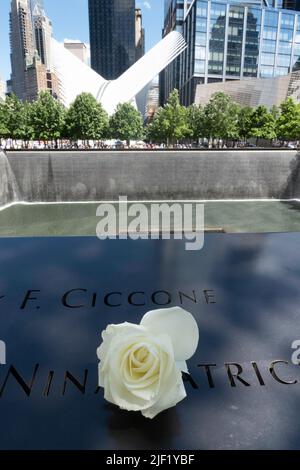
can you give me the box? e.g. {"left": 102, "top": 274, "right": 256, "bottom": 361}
{"left": 140, "top": 307, "right": 199, "bottom": 361}
{"left": 142, "top": 367, "right": 186, "bottom": 419}
{"left": 176, "top": 361, "right": 189, "bottom": 373}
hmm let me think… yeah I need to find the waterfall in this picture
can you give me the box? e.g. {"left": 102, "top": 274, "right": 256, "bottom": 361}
{"left": 0, "top": 151, "right": 20, "bottom": 206}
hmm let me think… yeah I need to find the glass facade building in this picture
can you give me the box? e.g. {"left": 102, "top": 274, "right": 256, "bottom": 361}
{"left": 160, "top": 1, "right": 188, "bottom": 104}
{"left": 88, "top": 0, "right": 136, "bottom": 80}
{"left": 161, "top": 0, "right": 300, "bottom": 105}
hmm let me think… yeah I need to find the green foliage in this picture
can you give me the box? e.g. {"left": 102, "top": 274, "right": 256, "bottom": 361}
{"left": 250, "top": 105, "right": 277, "bottom": 141}
{"left": 204, "top": 92, "right": 240, "bottom": 140}
{"left": 186, "top": 104, "right": 205, "bottom": 140}
{"left": 65, "top": 92, "right": 108, "bottom": 140}
{"left": 0, "top": 100, "right": 9, "bottom": 139}
{"left": 3, "top": 94, "right": 33, "bottom": 140}
{"left": 30, "top": 91, "right": 66, "bottom": 141}
{"left": 276, "top": 98, "right": 300, "bottom": 141}
{"left": 147, "top": 90, "right": 190, "bottom": 144}
{"left": 2, "top": 88, "right": 300, "bottom": 147}
{"left": 146, "top": 107, "right": 168, "bottom": 142}
{"left": 237, "top": 106, "right": 253, "bottom": 141}
{"left": 109, "top": 102, "right": 144, "bottom": 143}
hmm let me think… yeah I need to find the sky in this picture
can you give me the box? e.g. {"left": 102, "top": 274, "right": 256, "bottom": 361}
{"left": 0, "top": 0, "right": 164, "bottom": 83}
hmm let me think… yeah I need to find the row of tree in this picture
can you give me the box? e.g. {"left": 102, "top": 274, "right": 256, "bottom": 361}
{"left": 0, "top": 92, "right": 143, "bottom": 145}
{"left": 0, "top": 89, "right": 300, "bottom": 145}
{"left": 148, "top": 90, "right": 300, "bottom": 145}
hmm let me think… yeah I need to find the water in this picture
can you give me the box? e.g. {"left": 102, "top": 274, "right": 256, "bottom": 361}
{"left": 0, "top": 200, "right": 300, "bottom": 237}
{"left": 4, "top": 150, "right": 300, "bottom": 202}
{"left": 0, "top": 153, "right": 20, "bottom": 206}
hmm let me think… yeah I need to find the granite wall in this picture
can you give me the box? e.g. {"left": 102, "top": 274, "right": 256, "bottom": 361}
{"left": 1, "top": 150, "right": 300, "bottom": 204}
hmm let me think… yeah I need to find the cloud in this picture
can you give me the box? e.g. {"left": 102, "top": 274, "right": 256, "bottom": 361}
{"left": 143, "top": 1, "right": 151, "bottom": 9}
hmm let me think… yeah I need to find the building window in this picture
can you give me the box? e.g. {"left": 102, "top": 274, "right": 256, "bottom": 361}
{"left": 226, "top": 5, "right": 244, "bottom": 76}
{"left": 195, "top": 46, "right": 206, "bottom": 60}
{"left": 278, "top": 41, "right": 292, "bottom": 54}
{"left": 196, "top": 18, "right": 207, "bottom": 32}
{"left": 196, "top": 1, "right": 207, "bottom": 18}
{"left": 277, "top": 54, "right": 291, "bottom": 67}
{"left": 264, "top": 11, "right": 278, "bottom": 28}
{"left": 196, "top": 31, "right": 207, "bottom": 46}
{"left": 261, "top": 52, "right": 275, "bottom": 66}
{"left": 194, "top": 59, "right": 205, "bottom": 74}
{"left": 279, "top": 29, "right": 293, "bottom": 42}
{"left": 243, "top": 8, "right": 261, "bottom": 78}
{"left": 275, "top": 66, "right": 289, "bottom": 75}
{"left": 263, "top": 26, "right": 277, "bottom": 41}
{"left": 260, "top": 65, "right": 274, "bottom": 77}
{"left": 281, "top": 13, "right": 294, "bottom": 29}
{"left": 208, "top": 2, "right": 226, "bottom": 75}
{"left": 262, "top": 39, "right": 276, "bottom": 53}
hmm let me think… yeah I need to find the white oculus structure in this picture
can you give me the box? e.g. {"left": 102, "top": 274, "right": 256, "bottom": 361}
{"left": 50, "top": 31, "right": 186, "bottom": 115}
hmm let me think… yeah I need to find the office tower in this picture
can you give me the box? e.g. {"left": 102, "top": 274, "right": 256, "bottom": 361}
{"left": 135, "top": 8, "right": 145, "bottom": 61}
{"left": 10, "top": 0, "right": 59, "bottom": 101}
{"left": 30, "top": 0, "right": 45, "bottom": 15}
{"left": 159, "top": 0, "right": 300, "bottom": 106}
{"left": 88, "top": 0, "right": 136, "bottom": 80}
{"left": 32, "top": 9, "right": 52, "bottom": 70}
{"left": 10, "top": 0, "right": 35, "bottom": 100}
{"left": 160, "top": 0, "right": 190, "bottom": 105}
{"left": 64, "top": 42, "right": 89, "bottom": 65}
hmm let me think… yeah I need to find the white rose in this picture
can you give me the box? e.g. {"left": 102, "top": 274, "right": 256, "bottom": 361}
{"left": 97, "top": 307, "right": 199, "bottom": 419}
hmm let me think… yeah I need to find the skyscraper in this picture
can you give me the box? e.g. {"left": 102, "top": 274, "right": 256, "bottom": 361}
{"left": 179, "top": 0, "right": 300, "bottom": 106}
{"left": 32, "top": 7, "right": 52, "bottom": 70}
{"left": 135, "top": 8, "right": 145, "bottom": 62}
{"left": 30, "top": 0, "right": 45, "bottom": 16}
{"left": 9, "top": 0, "right": 59, "bottom": 101}
{"left": 160, "top": 0, "right": 190, "bottom": 105}
{"left": 10, "top": 0, "right": 35, "bottom": 100}
{"left": 88, "top": 0, "right": 137, "bottom": 80}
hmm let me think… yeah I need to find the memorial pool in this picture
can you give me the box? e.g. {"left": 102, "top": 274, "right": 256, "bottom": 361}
{"left": 0, "top": 200, "right": 300, "bottom": 237}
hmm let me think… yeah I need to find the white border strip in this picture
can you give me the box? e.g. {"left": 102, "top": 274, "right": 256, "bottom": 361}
{"left": 1, "top": 198, "right": 300, "bottom": 212}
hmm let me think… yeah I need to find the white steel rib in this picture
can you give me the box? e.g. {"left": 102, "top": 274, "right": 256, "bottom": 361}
{"left": 51, "top": 31, "right": 187, "bottom": 115}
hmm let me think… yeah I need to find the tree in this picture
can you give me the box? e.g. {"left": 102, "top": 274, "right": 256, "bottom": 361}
{"left": 4, "top": 94, "right": 33, "bottom": 143}
{"left": 186, "top": 104, "right": 205, "bottom": 142}
{"left": 65, "top": 92, "right": 108, "bottom": 142}
{"left": 237, "top": 106, "right": 253, "bottom": 143}
{"left": 30, "top": 91, "right": 66, "bottom": 143}
{"left": 250, "top": 105, "right": 277, "bottom": 144}
{"left": 146, "top": 107, "right": 169, "bottom": 143}
{"left": 109, "top": 102, "right": 144, "bottom": 146}
{"left": 146, "top": 89, "right": 190, "bottom": 145}
{"left": 276, "top": 98, "right": 300, "bottom": 142}
{"left": 204, "top": 92, "right": 240, "bottom": 144}
{"left": 0, "top": 99, "right": 9, "bottom": 140}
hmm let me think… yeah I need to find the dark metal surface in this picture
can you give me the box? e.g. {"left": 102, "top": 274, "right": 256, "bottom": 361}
{"left": 0, "top": 233, "right": 300, "bottom": 450}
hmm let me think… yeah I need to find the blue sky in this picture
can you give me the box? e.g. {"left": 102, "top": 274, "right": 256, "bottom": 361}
{"left": 0, "top": 0, "right": 164, "bottom": 82}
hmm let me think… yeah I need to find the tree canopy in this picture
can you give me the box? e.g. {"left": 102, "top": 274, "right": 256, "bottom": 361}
{"left": 204, "top": 92, "right": 240, "bottom": 141}
{"left": 276, "top": 97, "right": 300, "bottom": 141}
{"left": 109, "top": 102, "right": 144, "bottom": 144}
{"left": 147, "top": 90, "right": 190, "bottom": 144}
{"left": 65, "top": 92, "right": 108, "bottom": 140}
{"left": 1, "top": 90, "right": 300, "bottom": 147}
{"left": 30, "top": 91, "right": 66, "bottom": 141}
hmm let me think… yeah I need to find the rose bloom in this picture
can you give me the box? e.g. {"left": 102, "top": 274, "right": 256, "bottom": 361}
{"left": 97, "top": 307, "right": 199, "bottom": 419}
